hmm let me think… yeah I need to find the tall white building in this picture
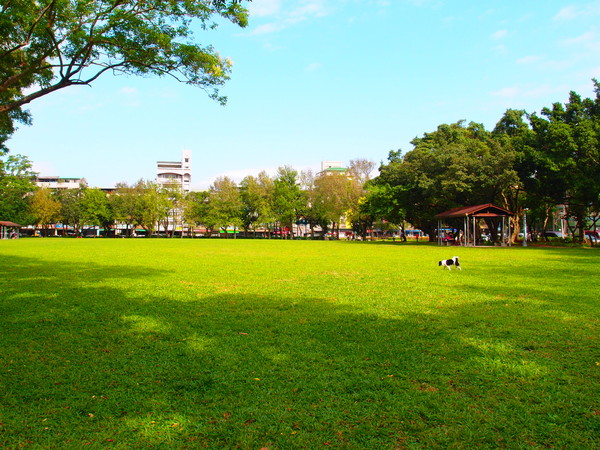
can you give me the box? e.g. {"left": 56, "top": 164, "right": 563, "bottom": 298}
{"left": 156, "top": 150, "right": 192, "bottom": 192}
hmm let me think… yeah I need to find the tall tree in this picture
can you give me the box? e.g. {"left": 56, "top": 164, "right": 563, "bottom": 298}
{"left": 209, "top": 176, "right": 242, "bottom": 237}
{"left": 110, "top": 182, "right": 138, "bottom": 236}
{"left": 184, "top": 190, "right": 218, "bottom": 237}
{"left": 272, "top": 166, "right": 303, "bottom": 239}
{"left": 134, "top": 180, "right": 162, "bottom": 237}
{"left": 347, "top": 196, "right": 375, "bottom": 240}
{"left": 256, "top": 170, "right": 276, "bottom": 237}
{"left": 29, "top": 187, "right": 60, "bottom": 236}
{"left": 79, "top": 187, "right": 113, "bottom": 236}
{"left": 373, "top": 122, "right": 519, "bottom": 241}
{"left": 346, "top": 159, "right": 376, "bottom": 237}
{"left": 154, "top": 184, "right": 176, "bottom": 237}
{"left": 160, "top": 183, "right": 185, "bottom": 237}
{"left": 0, "top": 0, "right": 250, "bottom": 151}
{"left": 528, "top": 83, "right": 600, "bottom": 241}
{"left": 312, "top": 171, "right": 352, "bottom": 237}
{"left": 0, "top": 154, "right": 37, "bottom": 224}
{"left": 492, "top": 109, "right": 536, "bottom": 240}
{"left": 358, "top": 182, "right": 405, "bottom": 239}
{"left": 56, "top": 184, "right": 85, "bottom": 235}
{"left": 348, "top": 159, "right": 376, "bottom": 187}
{"left": 240, "top": 172, "right": 274, "bottom": 237}
{"left": 299, "top": 169, "right": 329, "bottom": 238}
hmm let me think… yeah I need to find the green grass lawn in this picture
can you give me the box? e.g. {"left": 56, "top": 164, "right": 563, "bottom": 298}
{"left": 0, "top": 238, "right": 598, "bottom": 448}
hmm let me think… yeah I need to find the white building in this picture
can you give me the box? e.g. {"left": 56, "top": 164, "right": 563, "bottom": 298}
{"left": 157, "top": 150, "right": 192, "bottom": 192}
{"left": 321, "top": 161, "right": 343, "bottom": 171}
{"left": 35, "top": 176, "right": 87, "bottom": 189}
{"left": 320, "top": 160, "right": 347, "bottom": 176}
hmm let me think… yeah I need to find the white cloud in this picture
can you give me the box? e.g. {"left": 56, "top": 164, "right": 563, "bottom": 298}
{"left": 78, "top": 102, "right": 105, "bottom": 112}
{"left": 494, "top": 44, "right": 508, "bottom": 55}
{"left": 542, "top": 58, "right": 576, "bottom": 71}
{"left": 251, "top": 22, "right": 286, "bottom": 35}
{"left": 491, "top": 29, "right": 508, "bottom": 40}
{"left": 406, "top": 0, "right": 442, "bottom": 6}
{"left": 525, "top": 84, "right": 561, "bottom": 99}
{"left": 587, "top": 65, "right": 600, "bottom": 77}
{"left": 554, "top": 5, "right": 579, "bottom": 20}
{"left": 562, "top": 30, "right": 596, "bottom": 46}
{"left": 559, "top": 29, "right": 600, "bottom": 54}
{"left": 305, "top": 62, "right": 322, "bottom": 72}
{"left": 262, "top": 41, "right": 284, "bottom": 52}
{"left": 516, "top": 55, "right": 542, "bottom": 64}
{"left": 291, "top": 0, "right": 329, "bottom": 19}
{"left": 490, "top": 84, "right": 572, "bottom": 106}
{"left": 119, "top": 86, "right": 138, "bottom": 95}
{"left": 157, "top": 88, "right": 178, "bottom": 99}
{"left": 490, "top": 87, "right": 519, "bottom": 98}
{"left": 248, "top": 0, "right": 281, "bottom": 17}
{"left": 248, "top": 0, "right": 333, "bottom": 35}
{"left": 117, "top": 86, "right": 140, "bottom": 107}
{"left": 516, "top": 54, "right": 585, "bottom": 73}
{"left": 553, "top": 3, "right": 600, "bottom": 20}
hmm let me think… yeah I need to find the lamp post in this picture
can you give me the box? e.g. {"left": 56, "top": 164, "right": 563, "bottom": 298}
{"left": 522, "top": 209, "right": 528, "bottom": 247}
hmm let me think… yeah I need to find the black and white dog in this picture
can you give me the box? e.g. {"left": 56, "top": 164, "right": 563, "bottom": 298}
{"left": 439, "top": 256, "right": 461, "bottom": 270}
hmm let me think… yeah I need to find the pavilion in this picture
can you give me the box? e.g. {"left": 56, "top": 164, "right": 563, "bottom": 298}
{"left": 434, "top": 204, "right": 514, "bottom": 246}
{"left": 0, "top": 221, "right": 22, "bottom": 239}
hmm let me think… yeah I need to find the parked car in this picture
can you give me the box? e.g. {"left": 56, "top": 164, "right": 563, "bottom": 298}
{"left": 585, "top": 230, "right": 599, "bottom": 243}
{"left": 543, "top": 231, "right": 564, "bottom": 238}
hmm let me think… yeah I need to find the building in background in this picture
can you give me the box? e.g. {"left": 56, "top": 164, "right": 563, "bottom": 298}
{"left": 320, "top": 160, "right": 347, "bottom": 176}
{"left": 35, "top": 176, "right": 87, "bottom": 189}
{"left": 156, "top": 150, "right": 192, "bottom": 192}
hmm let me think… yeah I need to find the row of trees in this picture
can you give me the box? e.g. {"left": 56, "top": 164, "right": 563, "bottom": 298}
{"left": 0, "top": 160, "right": 375, "bottom": 238}
{"left": 364, "top": 81, "right": 600, "bottom": 242}
{"left": 2, "top": 83, "right": 598, "bottom": 241}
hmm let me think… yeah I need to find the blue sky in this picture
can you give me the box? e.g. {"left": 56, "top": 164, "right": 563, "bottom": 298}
{"left": 7, "top": 0, "right": 600, "bottom": 189}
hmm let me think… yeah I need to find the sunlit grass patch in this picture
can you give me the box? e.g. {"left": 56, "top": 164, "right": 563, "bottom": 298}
{"left": 0, "top": 239, "right": 598, "bottom": 447}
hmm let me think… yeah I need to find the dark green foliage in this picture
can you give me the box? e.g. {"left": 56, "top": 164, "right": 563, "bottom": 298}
{"left": 80, "top": 187, "right": 114, "bottom": 234}
{"left": 0, "top": 154, "right": 37, "bottom": 224}
{"left": 373, "top": 121, "right": 518, "bottom": 239}
{"left": 371, "top": 81, "right": 600, "bottom": 241}
{"left": 273, "top": 166, "right": 303, "bottom": 238}
{"left": 527, "top": 84, "right": 600, "bottom": 240}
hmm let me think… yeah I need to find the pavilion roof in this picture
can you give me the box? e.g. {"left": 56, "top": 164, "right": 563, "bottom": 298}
{"left": 0, "top": 221, "right": 22, "bottom": 227}
{"left": 434, "top": 203, "right": 514, "bottom": 219}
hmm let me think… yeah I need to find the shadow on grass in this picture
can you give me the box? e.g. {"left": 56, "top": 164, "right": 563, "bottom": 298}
{"left": 0, "top": 254, "right": 598, "bottom": 448}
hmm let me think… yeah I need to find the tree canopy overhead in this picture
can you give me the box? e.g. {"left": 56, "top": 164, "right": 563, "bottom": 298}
{"left": 0, "top": 0, "right": 250, "bottom": 152}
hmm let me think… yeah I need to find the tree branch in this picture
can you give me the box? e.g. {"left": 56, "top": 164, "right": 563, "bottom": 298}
{"left": 0, "top": 0, "right": 57, "bottom": 59}
{"left": 0, "top": 78, "right": 74, "bottom": 114}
